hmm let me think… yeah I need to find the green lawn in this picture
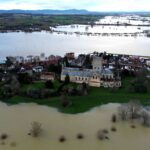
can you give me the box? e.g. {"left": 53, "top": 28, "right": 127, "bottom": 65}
{"left": 21, "top": 80, "right": 60, "bottom": 90}
{"left": 1, "top": 77, "right": 150, "bottom": 114}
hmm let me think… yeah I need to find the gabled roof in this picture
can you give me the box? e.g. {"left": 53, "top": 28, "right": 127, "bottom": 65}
{"left": 62, "top": 67, "right": 113, "bottom": 77}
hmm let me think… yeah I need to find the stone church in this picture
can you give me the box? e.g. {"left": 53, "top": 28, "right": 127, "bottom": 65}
{"left": 61, "top": 56, "right": 121, "bottom": 88}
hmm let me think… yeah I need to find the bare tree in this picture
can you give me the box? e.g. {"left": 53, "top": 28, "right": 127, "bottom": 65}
{"left": 29, "top": 121, "right": 42, "bottom": 137}
{"left": 128, "top": 100, "right": 142, "bottom": 119}
{"left": 141, "top": 111, "right": 150, "bottom": 127}
{"left": 118, "top": 104, "right": 129, "bottom": 121}
{"left": 118, "top": 100, "right": 142, "bottom": 121}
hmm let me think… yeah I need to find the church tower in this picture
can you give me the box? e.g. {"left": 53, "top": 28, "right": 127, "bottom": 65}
{"left": 92, "top": 56, "right": 103, "bottom": 71}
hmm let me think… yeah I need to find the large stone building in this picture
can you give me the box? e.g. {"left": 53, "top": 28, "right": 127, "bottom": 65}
{"left": 61, "top": 56, "right": 121, "bottom": 88}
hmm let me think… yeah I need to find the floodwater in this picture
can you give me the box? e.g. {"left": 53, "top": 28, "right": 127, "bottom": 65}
{"left": 0, "top": 31, "right": 150, "bottom": 58}
{"left": 0, "top": 102, "right": 150, "bottom": 150}
{"left": 96, "top": 15, "right": 150, "bottom": 25}
{"left": 53, "top": 24, "right": 150, "bottom": 34}
{"left": 0, "top": 15, "right": 150, "bottom": 58}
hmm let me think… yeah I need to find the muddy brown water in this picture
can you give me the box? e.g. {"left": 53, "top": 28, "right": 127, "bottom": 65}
{"left": 0, "top": 102, "right": 150, "bottom": 150}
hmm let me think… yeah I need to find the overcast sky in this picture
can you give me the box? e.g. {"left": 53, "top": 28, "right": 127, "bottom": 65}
{"left": 0, "top": 0, "right": 149, "bottom": 11}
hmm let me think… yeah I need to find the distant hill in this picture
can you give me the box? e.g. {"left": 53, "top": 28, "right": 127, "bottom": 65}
{"left": 0, "top": 9, "right": 98, "bottom": 15}
{"left": 0, "top": 9, "right": 149, "bottom": 15}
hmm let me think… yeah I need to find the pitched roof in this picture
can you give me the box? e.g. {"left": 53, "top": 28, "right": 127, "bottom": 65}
{"left": 62, "top": 67, "right": 113, "bottom": 77}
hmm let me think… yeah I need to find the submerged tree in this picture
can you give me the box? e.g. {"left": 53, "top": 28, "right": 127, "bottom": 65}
{"left": 141, "top": 111, "right": 150, "bottom": 127}
{"left": 29, "top": 121, "right": 42, "bottom": 137}
{"left": 128, "top": 100, "right": 142, "bottom": 119}
{"left": 118, "top": 104, "right": 129, "bottom": 121}
{"left": 118, "top": 100, "right": 142, "bottom": 121}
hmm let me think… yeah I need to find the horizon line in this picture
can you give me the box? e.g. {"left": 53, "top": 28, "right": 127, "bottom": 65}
{"left": 0, "top": 9, "right": 149, "bottom": 13}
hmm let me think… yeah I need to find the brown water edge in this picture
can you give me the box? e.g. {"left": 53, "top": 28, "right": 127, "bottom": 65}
{"left": 0, "top": 102, "right": 150, "bottom": 150}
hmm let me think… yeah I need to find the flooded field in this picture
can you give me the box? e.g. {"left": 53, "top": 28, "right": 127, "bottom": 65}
{"left": 53, "top": 24, "right": 150, "bottom": 34}
{"left": 53, "top": 15, "right": 150, "bottom": 36}
{"left": 0, "top": 102, "right": 150, "bottom": 150}
{"left": 96, "top": 15, "right": 150, "bottom": 25}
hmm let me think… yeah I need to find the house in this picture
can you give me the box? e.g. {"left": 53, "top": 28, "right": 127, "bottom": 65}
{"left": 65, "top": 52, "right": 75, "bottom": 60}
{"left": 32, "top": 66, "right": 43, "bottom": 73}
{"left": 61, "top": 56, "right": 121, "bottom": 88}
{"left": 40, "top": 72, "right": 55, "bottom": 81}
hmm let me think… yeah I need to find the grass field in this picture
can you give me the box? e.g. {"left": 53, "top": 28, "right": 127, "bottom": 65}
{"left": 0, "top": 14, "right": 102, "bottom": 31}
{"left": 1, "top": 77, "right": 150, "bottom": 114}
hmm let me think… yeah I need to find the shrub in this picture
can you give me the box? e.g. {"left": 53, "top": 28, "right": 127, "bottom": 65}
{"left": 18, "top": 73, "right": 32, "bottom": 84}
{"left": 111, "top": 114, "right": 117, "bottom": 123}
{"left": 97, "top": 131, "right": 105, "bottom": 140}
{"left": 29, "top": 121, "right": 42, "bottom": 137}
{"left": 0, "top": 133, "right": 8, "bottom": 140}
{"left": 131, "top": 125, "right": 136, "bottom": 129}
{"left": 59, "top": 136, "right": 66, "bottom": 142}
{"left": 77, "top": 133, "right": 84, "bottom": 139}
{"left": 45, "top": 80, "right": 54, "bottom": 89}
{"left": 64, "top": 74, "right": 70, "bottom": 84}
{"left": 111, "top": 127, "right": 117, "bottom": 132}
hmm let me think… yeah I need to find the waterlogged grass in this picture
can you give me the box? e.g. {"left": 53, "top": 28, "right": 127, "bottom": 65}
{"left": 1, "top": 77, "right": 150, "bottom": 114}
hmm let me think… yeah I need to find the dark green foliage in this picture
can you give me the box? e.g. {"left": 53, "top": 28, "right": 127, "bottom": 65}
{"left": 48, "top": 64, "right": 61, "bottom": 74}
{"left": 63, "top": 56, "right": 69, "bottom": 67}
{"left": 18, "top": 73, "right": 32, "bottom": 84}
{"left": 60, "top": 93, "right": 72, "bottom": 108}
{"left": 45, "top": 80, "right": 54, "bottom": 89}
{"left": 5, "top": 57, "right": 13, "bottom": 67}
{"left": 64, "top": 74, "right": 70, "bottom": 84}
{"left": 128, "top": 69, "right": 150, "bottom": 93}
{"left": 0, "top": 14, "right": 102, "bottom": 32}
{"left": 25, "top": 88, "right": 52, "bottom": 99}
{"left": 0, "top": 85, "right": 13, "bottom": 98}
{"left": 121, "top": 69, "right": 135, "bottom": 78}
{"left": 0, "top": 76, "right": 20, "bottom": 98}
{"left": 83, "top": 55, "right": 92, "bottom": 69}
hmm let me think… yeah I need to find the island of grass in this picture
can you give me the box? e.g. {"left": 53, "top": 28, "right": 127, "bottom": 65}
{"left": 1, "top": 76, "right": 150, "bottom": 114}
